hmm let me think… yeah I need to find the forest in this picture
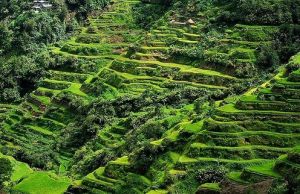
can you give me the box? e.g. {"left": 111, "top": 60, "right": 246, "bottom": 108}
{"left": 0, "top": 0, "right": 299, "bottom": 193}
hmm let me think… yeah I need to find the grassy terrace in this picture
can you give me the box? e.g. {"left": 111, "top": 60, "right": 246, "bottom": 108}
{"left": 0, "top": 104, "right": 17, "bottom": 122}
{"left": 13, "top": 172, "right": 71, "bottom": 194}
{"left": 115, "top": 56, "right": 236, "bottom": 79}
{"left": 203, "top": 24, "right": 280, "bottom": 77}
{"left": 193, "top": 62, "right": 300, "bottom": 187}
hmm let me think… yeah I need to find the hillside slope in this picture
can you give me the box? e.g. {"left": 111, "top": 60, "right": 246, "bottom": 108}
{"left": 0, "top": 0, "right": 299, "bottom": 193}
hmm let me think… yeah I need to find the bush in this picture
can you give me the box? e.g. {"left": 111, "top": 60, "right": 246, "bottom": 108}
{"left": 276, "top": 24, "right": 300, "bottom": 62}
{"left": 256, "top": 46, "right": 280, "bottom": 68}
{"left": 169, "top": 45, "right": 204, "bottom": 60}
{"left": 132, "top": 3, "right": 169, "bottom": 29}
{"left": 196, "top": 166, "right": 228, "bottom": 184}
{"left": 86, "top": 26, "right": 98, "bottom": 34}
{"left": 0, "top": 158, "right": 12, "bottom": 189}
{"left": 268, "top": 180, "right": 288, "bottom": 194}
{"left": 216, "top": 0, "right": 300, "bottom": 25}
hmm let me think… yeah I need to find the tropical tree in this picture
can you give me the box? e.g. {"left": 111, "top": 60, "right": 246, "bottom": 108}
{"left": 0, "top": 158, "right": 12, "bottom": 189}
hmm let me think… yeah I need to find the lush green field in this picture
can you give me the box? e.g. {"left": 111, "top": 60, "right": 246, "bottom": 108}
{"left": 0, "top": 152, "right": 33, "bottom": 182}
{"left": 13, "top": 172, "right": 71, "bottom": 194}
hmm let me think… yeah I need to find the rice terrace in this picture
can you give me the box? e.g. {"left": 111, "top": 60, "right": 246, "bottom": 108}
{"left": 0, "top": 0, "right": 299, "bottom": 193}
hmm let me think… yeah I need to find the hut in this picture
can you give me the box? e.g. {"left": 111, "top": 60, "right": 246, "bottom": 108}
{"left": 33, "top": 0, "right": 52, "bottom": 12}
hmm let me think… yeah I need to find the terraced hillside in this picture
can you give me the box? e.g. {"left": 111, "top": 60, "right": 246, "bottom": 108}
{"left": 0, "top": 0, "right": 299, "bottom": 193}
{"left": 68, "top": 56, "right": 300, "bottom": 194}
{"left": 0, "top": 0, "right": 145, "bottom": 168}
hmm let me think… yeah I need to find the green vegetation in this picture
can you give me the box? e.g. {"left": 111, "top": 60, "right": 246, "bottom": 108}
{"left": 0, "top": 158, "right": 12, "bottom": 189}
{"left": 0, "top": 0, "right": 111, "bottom": 103}
{"left": 0, "top": 0, "right": 300, "bottom": 193}
{"left": 13, "top": 172, "right": 71, "bottom": 194}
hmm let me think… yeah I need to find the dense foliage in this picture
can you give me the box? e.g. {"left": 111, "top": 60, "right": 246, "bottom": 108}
{"left": 216, "top": 0, "right": 300, "bottom": 25}
{"left": 0, "top": 0, "right": 110, "bottom": 103}
{"left": 0, "top": 158, "right": 12, "bottom": 189}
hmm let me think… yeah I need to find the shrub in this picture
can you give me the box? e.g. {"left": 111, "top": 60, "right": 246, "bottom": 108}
{"left": 256, "top": 46, "right": 280, "bottom": 68}
{"left": 268, "top": 180, "right": 288, "bottom": 194}
{"left": 216, "top": 0, "right": 300, "bottom": 25}
{"left": 169, "top": 45, "right": 204, "bottom": 60}
{"left": 86, "top": 26, "right": 98, "bottom": 34}
{"left": 0, "top": 158, "right": 12, "bottom": 189}
{"left": 129, "top": 143, "right": 164, "bottom": 174}
{"left": 196, "top": 166, "right": 228, "bottom": 184}
{"left": 132, "top": 3, "right": 169, "bottom": 29}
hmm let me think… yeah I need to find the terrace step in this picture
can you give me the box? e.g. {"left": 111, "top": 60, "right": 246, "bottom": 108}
{"left": 205, "top": 118, "right": 300, "bottom": 133}
{"left": 183, "top": 32, "right": 201, "bottom": 41}
{"left": 93, "top": 167, "right": 120, "bottom": 184}
{"left": 82, "top": 173, "right": 116, "bottom": 192}
{"left": 48, "top": 70, "right": 90, "bottom": 83}
{"left": 115, "top": 57, "right": 237, "bottom": 80}
{"left": 198, "top": 183, "right": 221, "bottom": 193}
{"left": 275, "top": 79, "right": 300, "bottom": 89}
{"left": 177, "top": 38, "right": 199, "bottom": 45}
{"left": 60, "top": 43, "right": 113, "bottom": 56}
{"left": 198, "top": 131, "right": 300, "bottom": 147}
{"left": 27, "top": 93, "right": 51, "bottom": 108}
{"left": 109, "top": 61, "right": 232, "bottom": 90}
{"left": 227, "top": 171, "right": 249, "bottom": 184}
{"left": 187, "top": 143, "right": 290, "bottom": 160}
{"left": 157, "top": 26, "right": 186, "bottom": 34}
{"left": 217, "top": 104, "right": 300, "bottom": 122}
{"left": 147, "top": 190, "right": 168, "bottom": 194}
{"left": 40, "top": 79, "right": 72, "bottom": 90}
{"left": 148, "top": 41, "right": 166, "bottom": 47}
{"left": 33, "top": 117, "right": 66, "bottom": 130}
{"left": 236, "top": 95, "right": 300, "bottom": 112}
{"left": 140, "top": 46, "right": 169, "bottom": 54}
{"left": 240, "top": 162, "right": 282, "bottom": 183}
{"left": 151, "top": 33, "right": 178, "bottom": 38}
{"left": 178, "top": 155, "right": 271, "bottom": 166}
{"left": 35, "top": 87, "right": 60, "bottom": 98}
{"left": 104, "top": 156, "right": 130, "bottom": 179}
{"left": 25, "top": 125, "right": 54, "bottom": 137}
{"left": 135, "top": 52, "right": 161, "bottom": 60}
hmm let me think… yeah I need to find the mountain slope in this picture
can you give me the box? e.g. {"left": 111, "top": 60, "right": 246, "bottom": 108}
{"left": 0, "top": 0, "right": 299, "bottom": 193}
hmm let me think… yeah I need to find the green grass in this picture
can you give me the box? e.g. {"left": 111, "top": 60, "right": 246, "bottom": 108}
{"left": 169, "top": 169, "right": 186, "bottom": 176}
{"left": 66, "top": 83, "right": 88, "bottom": 97}
{"left": 193, "top": 157, "right": 271, "bottom": 165}
{"left": 199, "top": 183, "right": 221, "bottom": 191}
{"left": 14, "top": 172, "right": 71, "bottom": 194}
{"left": 0, "top": 153, "right": 33, "bottom": 182}
{"left": 291, "top": 52, "right": 300, "bottom": 64}
{"left": 177, "top": 38, "right": 199, "bottom": 44}
{"left": 11, "top": 162, "right": 33, "bottom": 182}
{"left": 151, "top": 139, "right": 164, "bottom": 146}
{"left": 26, "top": 125, "right": 54, "bottom": 136}
{"left": 31, "top": 94, "right": 51, "bottom": 105}
{"left": 190, "top": 144, "right": 291, "bottom": 152}
{"left": 246, "top": 161, "right": 281, "bottom": 178}
{"left": 110, "top": 156, "right": 130, "bottom": 165}
{"left": 218, "top": 103, "right": 300, "bottom": 115}
{"left": 239, "top": 95, "right": 258, "bottom": 102}
{"left": 178, "top": 155, "right": 198, "bottom": 163}
{"left": 181, "top": 120, "right": 204, "bottom": 133}
{"left": 37, "top": 87, "right": 61, "bottom": 95}
{"left": 147, "top": 190, "right": 168, "bottom": 194}
{"left": 168, "top": 152, "right": 181, "bottom": 162}
{"left": 227, "top": 171, "right": 248, "bottom": 184}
